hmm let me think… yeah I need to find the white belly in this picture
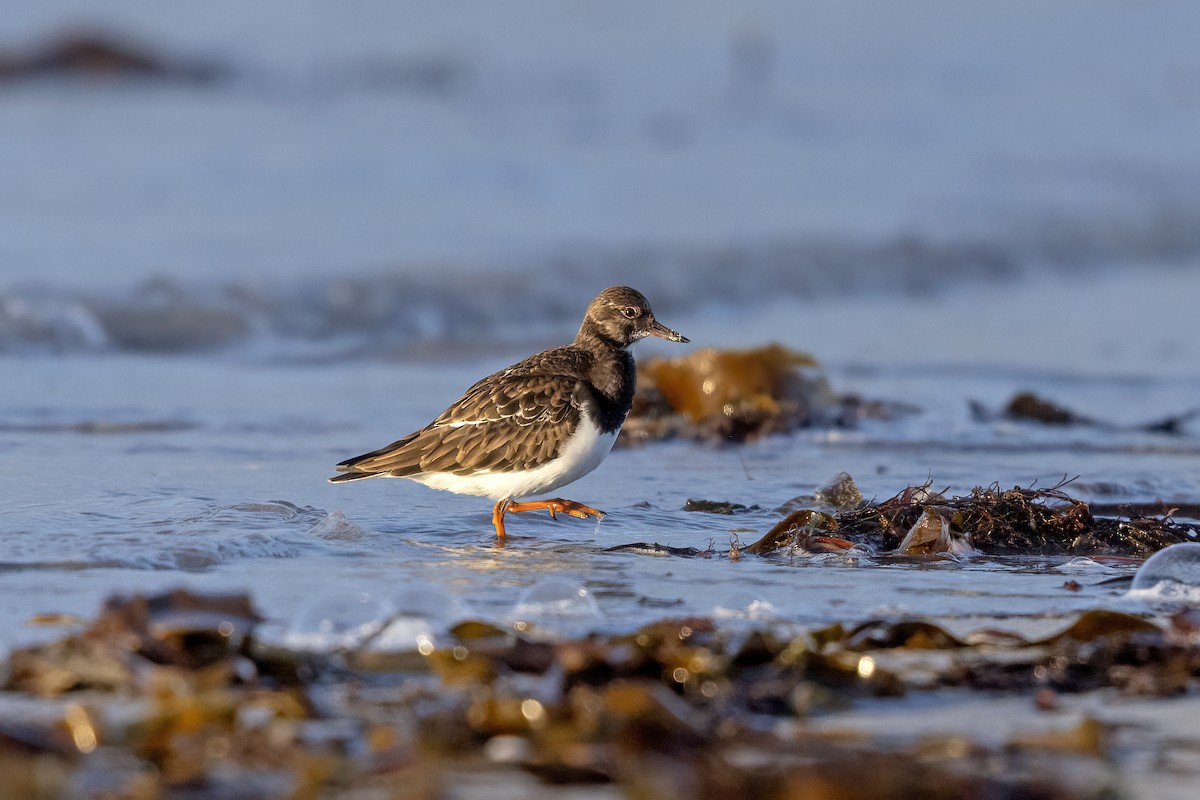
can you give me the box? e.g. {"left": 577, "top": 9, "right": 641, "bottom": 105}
{"left": 410, "top": 420, "right": 618, "bottom": 501}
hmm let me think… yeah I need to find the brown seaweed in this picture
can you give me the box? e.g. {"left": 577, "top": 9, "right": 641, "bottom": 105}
{"left": 6, "top": 588, "right": 1198, "bottom": 798}
{"left": 623, "top": 343, "right": 914, "bottom": 444}
{"left": 748, "top": 478, "right": 1199, "bottom": 557}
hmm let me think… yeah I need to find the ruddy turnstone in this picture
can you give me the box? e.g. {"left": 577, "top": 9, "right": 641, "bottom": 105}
{"left": 329, "top": 286, "right": 688, "bottom": 539}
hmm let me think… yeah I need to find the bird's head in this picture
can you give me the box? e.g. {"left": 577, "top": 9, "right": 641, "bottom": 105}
{"left": 578, "top": 286, "right": 689, "bottom": 348}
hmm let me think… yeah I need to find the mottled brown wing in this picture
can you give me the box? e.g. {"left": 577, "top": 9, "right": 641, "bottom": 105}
{"left": 334, "top": 372, "right": 583, "bottom": 477}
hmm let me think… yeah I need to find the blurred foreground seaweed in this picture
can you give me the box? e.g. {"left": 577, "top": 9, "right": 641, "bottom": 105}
{"left": 747, "top": 475, "right": 1200, "bottom": 558}
{"left": 7, "top": 588, "right": 1200, "bottom": 798}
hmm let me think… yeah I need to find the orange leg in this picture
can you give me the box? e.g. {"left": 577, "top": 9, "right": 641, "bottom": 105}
{"left": 492, "top": 499, "right": 510, "bottom": 539}
{"left": 491, "top": 497, "right": 605, "bottom": 538}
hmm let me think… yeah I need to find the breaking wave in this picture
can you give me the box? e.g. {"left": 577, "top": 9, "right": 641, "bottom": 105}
{"left": 4, "top": 221, "right": 1199, "bottom": 358}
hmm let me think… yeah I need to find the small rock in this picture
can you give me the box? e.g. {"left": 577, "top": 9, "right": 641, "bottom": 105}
{"left": 814, "top": 471, "right": 864, "bottom": 510}
{"left": 683, "top": 499, "right": 752, "bottom": 515}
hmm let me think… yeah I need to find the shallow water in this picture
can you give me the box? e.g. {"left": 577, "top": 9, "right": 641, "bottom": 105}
{"left": 5, "top": 293, "right": 1199, "bottom": 654}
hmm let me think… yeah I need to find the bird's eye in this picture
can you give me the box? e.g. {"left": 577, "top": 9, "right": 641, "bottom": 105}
{"left": 621, "top": 306, "right": 639, "bottom": 319}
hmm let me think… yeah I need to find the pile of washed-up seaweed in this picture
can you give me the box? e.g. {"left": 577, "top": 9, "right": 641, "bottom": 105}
{"left": 3, "top": 587, "right": 1199, "bottom": 799}
{"left": 622, "top": 343, "right": 897, "bottom": 443}
{"left": 740, "top": 477, "right": 1199, "bottom": 558}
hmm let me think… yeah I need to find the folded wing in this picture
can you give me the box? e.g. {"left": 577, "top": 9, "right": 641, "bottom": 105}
{"left": 329, "top": 372, "right": 582, "bottom": 482}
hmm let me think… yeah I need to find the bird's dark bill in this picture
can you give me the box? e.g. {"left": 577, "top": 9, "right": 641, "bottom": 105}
{"left": 646, "top": 319, "right": 689, "bottom": 343}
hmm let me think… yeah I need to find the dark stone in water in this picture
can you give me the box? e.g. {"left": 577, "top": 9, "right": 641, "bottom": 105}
{"left": 972, "top": 391, "right": 1200, "bottom": 436}
{"left": 813, "top": 471, "right": 865, "bottom": 510}
{"left": 683, "top": 499, "right": 756, "bottom": 514}
{"left": 0, "top": 31, "right": 229, "bottom": 84}
{"left": 605, "top": 542, "right": 706, "bottom": 558}
{"left": 1005, "top": 392, "right": 1087, "bottom": 425}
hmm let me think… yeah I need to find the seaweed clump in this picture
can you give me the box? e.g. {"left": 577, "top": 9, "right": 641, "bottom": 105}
{"left": 623, "top": 343, "right": 911, "bottom": 444}
{"left": 8, "top": 589, "right": 1196, "bottom": 798}
{"left": 749, "top": 479, "right": 1199, "bottom": 557}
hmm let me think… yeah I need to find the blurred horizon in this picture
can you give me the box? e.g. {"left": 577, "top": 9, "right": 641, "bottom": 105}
{"left": 2, "top": 0, "right": 1199, "bottom": 362}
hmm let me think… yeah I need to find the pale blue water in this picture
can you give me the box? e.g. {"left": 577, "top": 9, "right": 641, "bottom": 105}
{"left": 3, "top": 0, "right": 1200, "bottom": 653}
